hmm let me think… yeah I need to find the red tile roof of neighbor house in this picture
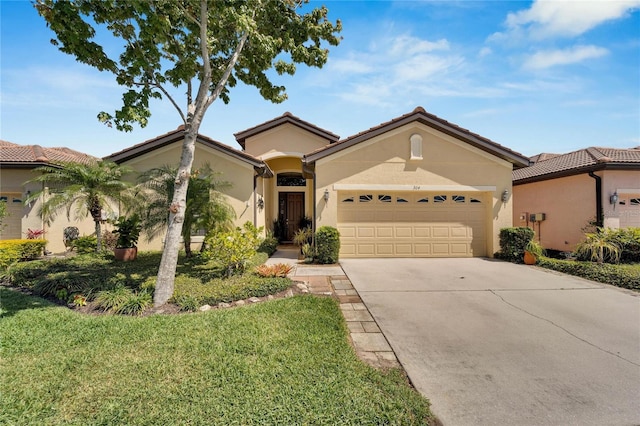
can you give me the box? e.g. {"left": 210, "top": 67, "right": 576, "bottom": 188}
{"left": 234, "top": 111, "right": 340, "bottom": 149}
{"left": 303, "top": 107, "right": 531, "bottom": 168}
{"left": 0, "top": 140, "right": 98, "bottom": 166}
{"left": 513, "top": 146, "right": 640, "bottom": 184}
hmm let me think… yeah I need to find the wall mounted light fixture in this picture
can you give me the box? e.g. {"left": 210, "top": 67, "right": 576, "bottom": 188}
{"left": 610, "top": 192, "right": 618, "bottom": 205}
{"left": 257, "top": 196, "right": 264, "bottom": 210}
{"left": 324, "top": 189, "right": 330, "bottom": 202}
{"left": 501, "top": 189, "right": 509, "bottom": 203}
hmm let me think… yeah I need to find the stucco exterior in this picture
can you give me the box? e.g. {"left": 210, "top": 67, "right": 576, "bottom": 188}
{"left": 513, "top": 147, "right": 640, "bottom": 252}
{"left": 312, "top": 123, "right": 514, "bottom": 257}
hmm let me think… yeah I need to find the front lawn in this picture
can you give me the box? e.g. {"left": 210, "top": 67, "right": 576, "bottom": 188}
{"left": 0, "top": 288, "right": 433, "bottom": 425}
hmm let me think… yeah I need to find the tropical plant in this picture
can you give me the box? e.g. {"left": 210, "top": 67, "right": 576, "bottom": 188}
{"left": 112, "top": 215, "right": 142, "bottom": 249}
{"left": 204, "top": 222, "right": 262, "bottom": 276}
{"left": 255, "top": 263, "right": 294, "bottom": 278}
{"left": 25, "top": 228, "right": 45, "bottom": 239}
{"left": 575, "top": 229, "right": 621, "bottom": 264}
{"left": 25, "top": 161, "right": 133, "bottom": 251}
{"left": 315, "top": 226, "right": 340, "bottom": 264}
{"left": 293, "top": 227, "right": 313, "bottom": 247}
{"left": 0, "top": 201, "right": 7, "bottom": 231}
{"left": 34, "top": 0, "right": 342, "bottom": 306}
{"left": 135, "top": 164, "right": 234, "bottom": 257}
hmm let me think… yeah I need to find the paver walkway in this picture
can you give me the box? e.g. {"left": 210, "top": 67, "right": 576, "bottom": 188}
{"left": 268, "top": 246, "right": 399, "bottom": 369}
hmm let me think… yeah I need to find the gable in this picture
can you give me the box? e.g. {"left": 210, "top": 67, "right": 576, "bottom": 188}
{"left": 243, "top": 123, "right": 332, "bottom": 159}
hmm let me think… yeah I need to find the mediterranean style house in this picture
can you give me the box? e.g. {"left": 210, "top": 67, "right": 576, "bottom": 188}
{"left": 513, "top": 147, "right": 640, "bottom": 252}
{"left": 3, "top": 107, "right": 530, "bottom": 257}
{"left": 0, "top": 141, "right": 98, "bottom": 251}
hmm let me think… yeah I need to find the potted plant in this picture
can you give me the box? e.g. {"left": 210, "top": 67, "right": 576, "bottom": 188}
{"left": 112, "top": 214, "right": 142, "bottom": 261}
{"left": 524, "top": 239, "right": 544, "bottom": 265}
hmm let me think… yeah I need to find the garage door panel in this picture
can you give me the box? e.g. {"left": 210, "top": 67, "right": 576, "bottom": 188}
{"left": 338, "top": 192, "right": 487, "bottom": 258}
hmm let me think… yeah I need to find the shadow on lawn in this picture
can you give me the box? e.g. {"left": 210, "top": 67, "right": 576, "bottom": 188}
{"left": 0, "top": 286, "right": 53, "bottom": 319}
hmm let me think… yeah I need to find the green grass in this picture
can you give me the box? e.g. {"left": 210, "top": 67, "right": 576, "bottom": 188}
{"left": 0, "top": 288, "right": 433, "bottom": 425}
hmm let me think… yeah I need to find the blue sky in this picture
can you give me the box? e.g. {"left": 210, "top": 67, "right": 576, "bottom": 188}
{"left": 1, "top": 0, "right": 639, "bottom": 159}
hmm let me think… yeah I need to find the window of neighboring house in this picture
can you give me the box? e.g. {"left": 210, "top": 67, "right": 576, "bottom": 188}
{"left": 359, "top": 194, "right": 373, "bottom": 202}
{"left": 277, "top": 173, "right": 306, "bottom": 187}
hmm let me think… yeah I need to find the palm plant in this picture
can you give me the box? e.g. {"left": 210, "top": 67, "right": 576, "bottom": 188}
{"left": 26, "top": 161, "right": 133, "bottom": 251}
{"left": 135, "top": 164, "right": 234, "bottom": 257}
{"left": 575, "top": 228, "right": 621, "bottom": 264}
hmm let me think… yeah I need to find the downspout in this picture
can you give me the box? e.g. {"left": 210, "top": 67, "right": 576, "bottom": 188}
{"left": 588, "top": 171, "right": 603, "bottom": 227}
{"left": 253, "top": 173, "right": 257, "bottom": 228}
{"left": 302, "top": 160, "right": 316, "bottom": 235}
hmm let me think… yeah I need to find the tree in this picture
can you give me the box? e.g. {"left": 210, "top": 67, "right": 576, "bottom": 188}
{"left": 136, "top": 164, "right": 235, "bottom": 257}
{"left": 0, "top": 201, "right": 7, "bottom": 232}
{"left": 25, "top": 161, "right": 133, "bottom": 251}
{"left": 36, "top": 0, "right": 341, "bottom": 306}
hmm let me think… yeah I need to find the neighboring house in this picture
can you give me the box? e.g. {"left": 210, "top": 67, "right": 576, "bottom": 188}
{"left": 107, "top": 107, "right": 530, "bottom": 257}
{"left": 0, "top": 140, "right": 98, "bottom": 252}
{"left": 512, "top": 147, "right": 640, "bottom": 252}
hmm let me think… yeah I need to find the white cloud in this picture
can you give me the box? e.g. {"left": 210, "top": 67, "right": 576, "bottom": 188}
{"left": 478, "top": 47, "right": 492, "bottom": 57}
{"left": 501, "top": 0, "right": 640, "bottom": 39}
{"left": 389, "top": 36, "right": 450, "bottom": 56}
{"left": 523, "top": 45, "right": 609, "bottom": 69}
{"left": 328, "top": 58, "right": 374, "bottom": 74}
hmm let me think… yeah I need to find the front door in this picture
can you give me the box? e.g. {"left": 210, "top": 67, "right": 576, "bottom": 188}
{"left": 279, "top": 192, "right": 304, "bottom": 241}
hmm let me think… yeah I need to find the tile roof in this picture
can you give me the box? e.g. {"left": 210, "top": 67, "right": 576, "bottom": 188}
{"left": 304, "top": 107, "right": 530, "bottom": 168}
{"left": 0, "top": 140, "right": 98, "bottom": 165}
{"left": 513, "top": 147, "right": 640, "bottom": 183}
{"left": 234, "top": 112, "right": 340, "bottom": 149}
{"left": 104, "top": 127, "right": 273, "bottom": 177}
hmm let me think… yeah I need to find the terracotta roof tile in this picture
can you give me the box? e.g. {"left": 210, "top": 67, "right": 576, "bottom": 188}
{"left": 304, "top": 107, "right": 530, "bottom": 167}
{"left": 513, "top": 147, "right": 640, "bottom": 182}
{"left": 234, "top": 112, "right": 340, "bottom": 148}
{"left": 0, "top": 141, "right": 97, "bottom": 165}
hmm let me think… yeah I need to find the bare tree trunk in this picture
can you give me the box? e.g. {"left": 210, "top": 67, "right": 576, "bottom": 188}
{"left": 94, "top": 219, "right": 102, "bottom": 251}
{"left": 153, "top": 127, "right": 198, "bottom": 306}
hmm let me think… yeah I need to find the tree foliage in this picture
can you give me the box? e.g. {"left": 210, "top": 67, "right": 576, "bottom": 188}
{"left": 135, "top": 164, "right": 235, "bottom": 256}
{"left": 25, "top": 161, "right": 134, "bottom": 251}
{"left": 35, "top": 0, "right": 342, "bottom": 306}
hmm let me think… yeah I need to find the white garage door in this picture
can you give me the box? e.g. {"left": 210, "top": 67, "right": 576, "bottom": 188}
{"left": 337, "top": 192, "right": 487, "bottom": 258}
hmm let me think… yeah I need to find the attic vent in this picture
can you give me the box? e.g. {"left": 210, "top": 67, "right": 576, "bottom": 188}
{"left": 410, "top": 133, "right": 423, "bottom": 160}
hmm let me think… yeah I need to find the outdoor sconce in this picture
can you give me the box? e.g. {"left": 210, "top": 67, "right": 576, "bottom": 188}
{"left": 610, "top": 192, "right": 618, "bottom": 205}
{"left": 257, "top": 196, "right": 264, "bottom": 210}
{"left": 324, "top": 189, "right": 330, "bottom": 202}
{"left": 501, "top": 189, "right": 509, "bottom": 203}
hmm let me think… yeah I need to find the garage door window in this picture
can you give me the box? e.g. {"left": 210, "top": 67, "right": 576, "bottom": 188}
{"left": 434, "top": 195, "right": 447, "bottom": 203}
{"left": 378, "top": 195, "right": 392, "bottom": 203}
{"left": 453, "top": 195, "right": 465, "bottom": 203}
{"left": 417, "top": 197, "right": 429, "bottom": 203}
{"left": 397, "top": 197, "right": 409, "bottom": 203}
{"left": 359, "top": 194, "right": 373, "bottom": 202}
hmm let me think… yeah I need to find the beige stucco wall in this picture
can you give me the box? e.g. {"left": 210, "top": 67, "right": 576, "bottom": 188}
{"left": 120, "top": 141, "right": 260, "bottom": 250}
{"left": 313, "top": 123, "right": 514, "bottom": 256}
{"left": 0, "top": 168, "right": 99, "bottom": 253}
{"left": 513, "top": 174, "right": 595, "bottom": 251}
{"left": 601, "top": 170, "right": 640, "bottom": 229}
{"left": 243, "top": 123, "right": 329, "bottom": 159}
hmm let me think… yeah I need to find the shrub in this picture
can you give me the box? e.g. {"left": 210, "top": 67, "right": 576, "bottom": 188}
{"left": 537, "top": 257, "right": 640, "bottom": 290}
{"left": 95, "top": 285, "right": 152, "bottom": 315}
{"left": 204, "top": 222, "right": 262, "bottom": 276}
{"left": 257, "top": 232, "right": 278, "bottom": 256}
{"left": 315, "top": 226, "right": 340, "bottom": 264}
{"left": 605, "top": 227, "right": 640, "bottom": 263}
{"left": 0, "top": 239, "right": 47, "bottom": 270}
{"left": 72, "top": 236, "right": 98, "bottom": 254}
{"left": 172, "top": 275, "right": 291, "bottom": 306}
{"left": 497, "top": 227, "right": 535, "bottom": 263}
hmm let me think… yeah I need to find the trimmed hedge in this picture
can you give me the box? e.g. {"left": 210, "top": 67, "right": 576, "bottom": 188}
{"left": 0, "top": 239, "right": 47, "bottom": 270}
{"left": 315, "top": 226, "right": 340, "bottom": 264}
{"left": 537, "top": 257, "right": 640, "bottom": 290}
{"left": 496, "top": 227, "right": 534, "bottom": 263}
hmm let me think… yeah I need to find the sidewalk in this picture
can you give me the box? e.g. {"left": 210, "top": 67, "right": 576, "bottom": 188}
{"left": 268, "top": 246, "right": 399, "bottom": 369}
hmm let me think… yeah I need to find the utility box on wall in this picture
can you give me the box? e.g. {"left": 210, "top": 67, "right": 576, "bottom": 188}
{"left": 529, "top": 213, "right": 546, "bottom": 222}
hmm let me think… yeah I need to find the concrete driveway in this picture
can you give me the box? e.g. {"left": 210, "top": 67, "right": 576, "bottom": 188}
{"left": 340, "top": 258, "right": 640, "bottom": 426}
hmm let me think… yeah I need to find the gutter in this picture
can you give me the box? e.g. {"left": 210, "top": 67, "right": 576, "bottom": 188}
{"left": 588, "top": 171, "right": 603, "bottom": 227}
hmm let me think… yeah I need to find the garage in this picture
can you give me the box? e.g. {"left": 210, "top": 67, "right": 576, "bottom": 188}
{"left": 337, "top": 191, "right": 487, "bottom": 257}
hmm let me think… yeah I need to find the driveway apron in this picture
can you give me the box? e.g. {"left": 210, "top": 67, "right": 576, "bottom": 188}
{"left": 340, "top": 258, "right": 640, "bottom": 426}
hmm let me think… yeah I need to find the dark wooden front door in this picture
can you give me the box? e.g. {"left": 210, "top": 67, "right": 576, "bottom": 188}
{"left": 279, "top": 192, "right": 304, "bottom": 241}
